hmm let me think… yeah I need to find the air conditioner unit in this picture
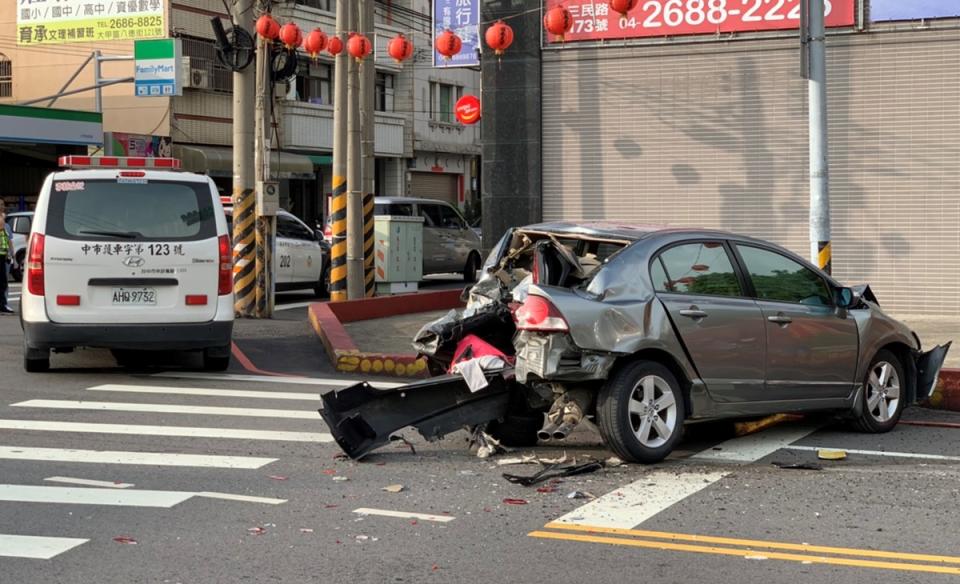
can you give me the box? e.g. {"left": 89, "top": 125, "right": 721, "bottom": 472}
{"left": 189, "top": 68, "right": 211, "bottom": 89}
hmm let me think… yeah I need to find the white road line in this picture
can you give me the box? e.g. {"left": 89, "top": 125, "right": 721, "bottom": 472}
{"left": 552, "top": 470, "right": 730, "bottom": 529}
{"left": 353, "top": 508, "right": 455, "bottom": 523}
{"left": 785, "top": 445, "right": 960, "bottom": 463}
{"left": 691, "top": 424, "right": 821, "bottom": 463}
{"left": 88, "top": 384, "right": 321, "bottom": 401}
{"left": 0, "top": 446, "right": 276, "bottom": 469}
{"left": 0, "top": 534, "right": 88, "bottom": 560}
{"left": 151, "top": 371, "right": 404, "bottom": 389}
{"left": 44, "top": 476, "right": 134, "bottom": 489}
{"left": 12, "top": 400, "right": 320, "bottom": 420}
{"left": 553, "top": 424, "right": 820, "bottom": 529}
{"left": 196, "top": 492, "right": 286, "bottom": 505}
{"left": 275, "top": 301, "right": 314, "bottom": 311}
{"left": 0, "top": 484, "right": 193, "bottom": 508}
{"left": 0, "top": 420, "right": 332, "bottom": 443}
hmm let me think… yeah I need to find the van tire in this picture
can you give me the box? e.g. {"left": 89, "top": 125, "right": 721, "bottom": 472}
{"left": 24, "top": 343, "right": 50, "bottom": 373}
{"left": 203, "top": 346, "right": 231, "bottom": 372}
{"left": 463, "top": 252, "right": 480, "bottom": 283}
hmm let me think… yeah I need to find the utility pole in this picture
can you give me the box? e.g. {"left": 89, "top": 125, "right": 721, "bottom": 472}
{"left": 232, "top": 0, "right": 257, "bottom": 317}
{"left": 253, "top": 0, "right": 274, "bottom": 317}
{"left": 359, "top": 0, "right": 376, "bottom": 297}
{"left": 346, "top": 1, "right": 364, "bottom": 299}
{"left": 329, "top": 0, "right": 350, "bottom": 302}
{"left": 801, "top": 0, "right": 831, "bottom": 274}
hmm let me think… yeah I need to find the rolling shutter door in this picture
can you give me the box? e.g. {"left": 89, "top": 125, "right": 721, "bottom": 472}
{"left": 542, "top": 29, "right": 960, "bottom": 316}
{"left": 410, "top": 172, "right": 458, "bottom": 205}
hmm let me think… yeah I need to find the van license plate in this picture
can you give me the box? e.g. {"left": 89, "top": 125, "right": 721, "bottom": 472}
{"left": 112, "top": 288, "right": 157, "bottom": 305}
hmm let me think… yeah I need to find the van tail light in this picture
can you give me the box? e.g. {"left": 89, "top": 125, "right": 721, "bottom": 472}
{"left": 186, "top": 295, "right": 208, "bottom": 306}
{"left": 27, "top": 233, "right": 45, "bottom": 296}
{"left": 218, "top": 234, "right": 232, "bottom": 295}
{"left": 514, "top": 295, "right": 569, "bottom": 332}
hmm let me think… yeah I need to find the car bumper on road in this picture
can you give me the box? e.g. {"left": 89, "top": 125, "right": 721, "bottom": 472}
{"left": 22, "top": 320, "right": 234, "bottom": 351}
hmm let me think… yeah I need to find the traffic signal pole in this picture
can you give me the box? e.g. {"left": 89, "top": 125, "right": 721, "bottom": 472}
{"left": 232, "top": 0, "right": 257, "bottom": 317}
{"left": 802, "top": 0, "right": 832, "bottom": 274}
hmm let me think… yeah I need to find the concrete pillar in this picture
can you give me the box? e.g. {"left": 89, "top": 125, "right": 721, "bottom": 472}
{"left": 479, "top": 0, "right": 542, "bottom": 251}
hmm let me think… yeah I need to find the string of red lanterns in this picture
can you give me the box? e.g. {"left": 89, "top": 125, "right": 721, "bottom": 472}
{"left": 347, "top": 33, "right": 373, "bottom": 62}
{"left": 387, "top": 33, "right": 414, "bottom": 64}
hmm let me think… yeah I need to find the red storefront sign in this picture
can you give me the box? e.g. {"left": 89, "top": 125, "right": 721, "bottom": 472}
{"left": 542, "top": 0, "right": 855, "bottom": 42}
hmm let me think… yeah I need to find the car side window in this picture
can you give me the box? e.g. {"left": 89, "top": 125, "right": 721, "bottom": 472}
{"left": 736, "top": 245, "right": 832, "bottom": 306}
{"left": 654, "top": 242, "right": 742, "bottom": 297}
{"left": 419, "top": 204, "right": 442, "bottom": 227}
{"left": 435, "top": 204, "right": 465, "bottom": 229}
{"left": 287, "top": 216, "right": 316, "bottom": 241}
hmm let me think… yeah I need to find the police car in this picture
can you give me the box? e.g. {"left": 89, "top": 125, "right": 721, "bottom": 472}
{"left": 20, "top": 156, "right": 234, "bottom": 372}
{"left": 221, "top": 199, "right": 330, "bottom": 297}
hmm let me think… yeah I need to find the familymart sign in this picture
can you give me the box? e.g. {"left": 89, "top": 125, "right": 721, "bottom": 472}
{"left": 135, "top": 39, "right": 182, "bottom": 97}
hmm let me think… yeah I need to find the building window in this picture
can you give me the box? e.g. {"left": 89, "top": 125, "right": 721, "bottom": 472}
{"left": 0, "top": 54, "right": 11, "bottom": 99}
{"left": 297, "top": 0, "right": 333, "bottom": 10}
{"left": 180, "top": 36, "right": 232, "bottom": 94}
{"left": 296, "top": 61, "right": 333, "bottom": 105}
{"left": 376, "top": 72, "right": 394, "bottom": 112}
{"left": 431, "top": 82, "right": 456, "bottom": 123}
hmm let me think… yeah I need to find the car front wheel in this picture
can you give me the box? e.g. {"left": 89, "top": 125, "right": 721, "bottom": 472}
{"left": 851, "top": 349, "right": 904, "bottom": 433}
{"left": 597, "top": 360, "right": 685, "bottom": 463}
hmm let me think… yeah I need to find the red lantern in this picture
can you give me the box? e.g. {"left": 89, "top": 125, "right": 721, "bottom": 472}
{"left": 484, "top": 20, "right": 514, "bottom": 55}
{"left": 303, "top": 28, "right": 327, "bottom": 59}
{"left": 279, "top": 22, "right": 302, "bottom": 50}
{"left": 327, "top": 36, "right": 344, "bottom": 56}
{"left": 455, "top": 95, "right": 481, "bottom": 125}
{"left": 543, "top": 7, "right": 573, "bottom": 42}
{"left": 255, "top": 14, "right": 280, "bottom": 40}
{"left": 347, "top": 33, "right": 372, "bottom": 62}
{"left": 387, "top": 33, "right": 414, "bottom": 63}
{"left": 608, "top": 0, "right": 638, "bottom": 17}
{"left": 436, "top": 29, "right": 462, "bottom": 60}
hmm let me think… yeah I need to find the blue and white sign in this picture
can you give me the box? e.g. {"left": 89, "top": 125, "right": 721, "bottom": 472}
{"left": 134, "top": 39, "right": 182, "bottom": 98}
{"left": 871, "top": 0, "right": 960, "bottom": 22}
{"left": 433, "top": 0, "right": 480, "bottom": 68}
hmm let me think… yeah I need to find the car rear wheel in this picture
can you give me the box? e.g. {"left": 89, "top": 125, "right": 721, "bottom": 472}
{"left": 850, "top": 349, "right": 904, "bottom": 433}
{"left": 24, "top": 342, "right": 50, "bottom": 373}
{"left": 597, "top": 360, "right": 685, "bottom": 463}
{"left": 203, "top": 346, "right": 231, "bottom": 372}
{"left": 463, "top": 252, "right": 480, "bottom": 283}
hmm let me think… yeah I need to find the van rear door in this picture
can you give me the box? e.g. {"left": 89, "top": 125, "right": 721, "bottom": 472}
{"left": 43, "top": 176, "right": 222, "bottom": 324}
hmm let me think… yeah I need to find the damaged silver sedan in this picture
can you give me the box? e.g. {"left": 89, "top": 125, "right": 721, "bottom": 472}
{"left": 320, "top": 222, "right": 950, "bottom": 463}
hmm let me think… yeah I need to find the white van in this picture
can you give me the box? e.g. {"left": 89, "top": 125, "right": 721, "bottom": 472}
{"left": 20, "top": 156, "right": 234, "bottom": 372}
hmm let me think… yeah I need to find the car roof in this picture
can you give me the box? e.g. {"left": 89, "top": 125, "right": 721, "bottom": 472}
{"left": 375, "top": 196, "right": 455, "bottom": 207}
{"left": 519, "top": 221, "right": 775, "bottom": 244}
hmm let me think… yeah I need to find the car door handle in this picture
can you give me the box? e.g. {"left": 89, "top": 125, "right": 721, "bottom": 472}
{"left": 767, "top": 314, "right": 793, "bottom": 325}
{"left": 679, "top": 309, "right": 708, "bottom": 319}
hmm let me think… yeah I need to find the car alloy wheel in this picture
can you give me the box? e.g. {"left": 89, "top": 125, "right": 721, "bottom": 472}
{"left": 865, "top": 360, "right": 900, "bottom": 423}
{"left": 628, "top": 375, "right": 678, "bottom": 448}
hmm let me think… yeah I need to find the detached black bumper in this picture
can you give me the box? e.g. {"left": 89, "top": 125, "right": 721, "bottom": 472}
{"left": 22, "top": 320, "right": 234, "bottom": 351}
{"left": 319, "top": 372, "right": 513, "bottom": 460}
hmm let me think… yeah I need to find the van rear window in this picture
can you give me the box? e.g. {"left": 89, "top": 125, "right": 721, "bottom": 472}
{"left": 47, "top": 180, "right": 217, "bottom": 242}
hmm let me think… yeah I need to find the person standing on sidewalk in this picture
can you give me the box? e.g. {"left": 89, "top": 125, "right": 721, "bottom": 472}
{"left": 0, "top": 209, "right": 14, "bottom": 314}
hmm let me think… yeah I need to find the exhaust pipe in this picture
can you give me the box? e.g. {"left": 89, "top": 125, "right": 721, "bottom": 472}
{"left": 552, "top": 421, "right": 577, "bottom": 440}
{"left": 538, "top": 422, "right": 560, "bottom": 441}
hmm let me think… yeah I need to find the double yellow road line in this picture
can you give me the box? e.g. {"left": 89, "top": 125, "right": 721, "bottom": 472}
{"left": 530, "top": 523, "right": 960, "bottom": 575}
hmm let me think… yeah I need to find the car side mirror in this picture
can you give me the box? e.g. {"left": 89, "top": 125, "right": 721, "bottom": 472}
{"left": 836, "top": 287, "right": 859, "bottom": 309}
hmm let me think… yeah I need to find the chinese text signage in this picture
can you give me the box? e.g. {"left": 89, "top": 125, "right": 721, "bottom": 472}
{"left": 17, "top": 0, "right": 165, "bottom": 45}
{"left": 543, "top": 0, "right": 855, "bottom": 42}
{"left": 433, "top": 0, "right": 480, "bottom": 68}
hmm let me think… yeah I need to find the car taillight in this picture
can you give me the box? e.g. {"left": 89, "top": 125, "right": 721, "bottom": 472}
{"left": 323, "top": 224, "right": 332, "bottom": 242}
{"left": 218, "top": 234, "right": 232, "bottom": 295}
{"left": 514, "top": 295, "right": 568, "bottom": 332}
{"left": 27, "top": 233, "right": 45, "bottom": 296}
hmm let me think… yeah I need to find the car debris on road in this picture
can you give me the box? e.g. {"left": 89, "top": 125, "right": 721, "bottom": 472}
{"left": 319, "top": 222, "right": 952, "bottom": 464}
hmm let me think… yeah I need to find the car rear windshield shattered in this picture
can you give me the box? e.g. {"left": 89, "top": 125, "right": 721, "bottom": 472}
{"left": 414, "top": 230, "right": 629, "bottom": 366}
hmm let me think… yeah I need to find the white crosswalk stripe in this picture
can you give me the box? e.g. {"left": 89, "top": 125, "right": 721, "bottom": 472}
{"left": 0, "top": 377, "right": 348, "bottom": 560}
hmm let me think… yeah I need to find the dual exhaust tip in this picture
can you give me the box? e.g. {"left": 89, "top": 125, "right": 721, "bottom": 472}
{"left": 538, "top": 421, "right": 576, "bottom": 441}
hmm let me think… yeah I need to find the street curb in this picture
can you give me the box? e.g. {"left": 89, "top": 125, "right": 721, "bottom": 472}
{"left": 308, "top": 289, "right": 464, "bottom": 378}
{"left": 926, "top": 369, "right": 960, "bottom": 411}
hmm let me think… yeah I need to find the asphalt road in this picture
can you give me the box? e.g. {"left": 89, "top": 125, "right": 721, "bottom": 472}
{"left": 3, "top": 280, "right": 960, "bottom": 583}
